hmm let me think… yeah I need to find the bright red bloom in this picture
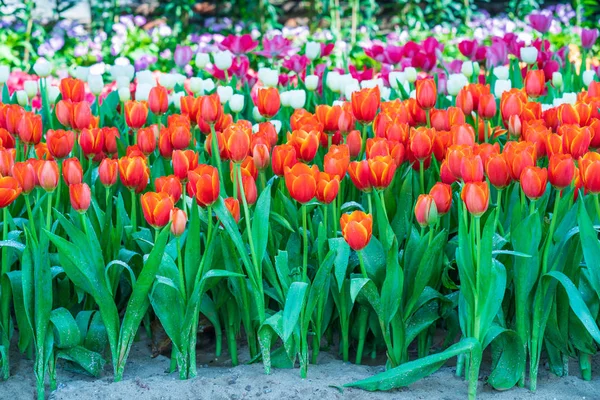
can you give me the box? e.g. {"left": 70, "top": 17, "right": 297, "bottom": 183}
{"left": 461, "top": 181, "right": 490, "bottom": 217}
{"left": 460, "top": 154, "right": 484, "bottom": 183}
{"left": 368, "top": 155, "right": 397, "bottom": 189}
{"left": 415, "top": 78, "right": 437, "bottom": 110}
{"left": 0, "top": 176, "right": 22, "bottom": 208}
{"left": 148, "top": 85, "right": 169, "bottom": 115}
{"left": 429, "top": 182, "right": 452, "bottom": 215}
{"left": 478, "top": 93, "right": 496, "bottom": 120}
{"left": 172, "top": 149, "right": 199, "bottom": 181}
{"left": 316, "top": 172, "right": 340, "bottom": 204}
{"left": 579, "top": 152, "right": 600, "bottom": 194}
{"left": 125, "top": 101, "right": 149, "bottom": 129}
{"left": 224, "top": 197, "right": 241, "bottom": 223}
{"left": 141, "top": 191, "right": 174, "bottom": 229}
{"left": 62, "top": 158, "right": 83, "bottom": 185}
{"left": 504, "top": 141, "right": 537, "bottom": 180}
{"left": 316, "top": 105, "right": 342, "bottom": 133}
{"left": 351, "top": 87, "right": 380, "bottom": 123}
{"left": 69, "top": 183, "right": 91, "bottom": 212}
{"left": 256, "top": 88, "right": 281, "bottom": 118}
{"left": 284, "top": 163, "right": 319, "bottom": 203}
{"left": 99, "top": 158, "right": 118, "bottom": 187}
{"left": 37, "top": 160, "right": 60, "bottom": 192}
{"left": 340, "top": 211, "right": 373, "bottom": 251}
{"left": 548, "top": 154, "right": 575, "bottom": 189}
{"left": 46, "top": 129, "right": 75, "bottom": 159}
{"left": 560, "top": 124, "right": 591, "bottom": 159}
{"left": 193, "top": 164, "right": 220, "bottom": 207}
{"left": 524, "top": 70, "right": 546, "bottom": 98}
{"left": 520, "top": 166, "right": 548, "bottom": 199}
{"left": 485, "top": 153, "right": 512, "bottom": 189}
{"left": 288, "top": 129, "right": 320, "bottom": 162}
{"left": 224, "top": 122, "right": 252, "bottom": 163}
{"left": 414, "top": 194, "right": 438, "bottom": 227}
{"left": 118, "top": 156, "right": 150, "bottom": 193}
{"left": 409, "top": 127, "right": 435, "bottom": 161}
{"left": 348, "top": 160, "right": 372, "bottom": 192}
{"left": 17, "top": 112, "right": 42, "bottom": 145}
{"left": 271, "top": 144, "right": 297, "bottom": 177}
{"left": 11, "top": 161, "right": 36, "bottom": 193}
{"left": 60, "top": 77, "right": 85, "bottom": 102}
{"left": 79, "top": 127, "right": 105, "bottom": 157}
{"left": 155, "top": 175, "right": 183, "bottom": 203}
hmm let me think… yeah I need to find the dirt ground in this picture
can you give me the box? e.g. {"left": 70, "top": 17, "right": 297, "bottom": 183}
{"left": 1, "top": 335, "right": 599, "bottom": 400}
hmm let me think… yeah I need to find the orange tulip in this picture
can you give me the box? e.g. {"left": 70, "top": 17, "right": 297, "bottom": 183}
{"left": 316, "top": 172, "right": 340, "bottom": 204}
{"left": 316, "top": 105, "right": 342, "bottom": 133}
{"left": 520, "top": 166, "right": 548, "bottom": 199}
{"left": 193, "top": 164, "right": 220, "bottom": 207}
{"left": 237, "top": 175, "right": 257, "bottom": 205}
{"left": 69, "top": 182, "right": 91, "bottom": 212}
{"left": 170, "top": 208, "right": 187, "bottom": 236}
{"left": 71, "top": 101, "right": 92, "bottom": 130}
{"left": 148, "top": 85, "right": 169, "bottom": 115}
{"left": 1, "top": 104, "right": 24, "bottom": 135}
{"left": 409, "top": 127, "right": 435, "bottom": 161}
{"left": 348, "top": 160, "right": 372, "bottom": 192}
{"left": 451, "top": 124, "right": 476, "bottom": 147}
{"left": 256, "top": 88, "right": 281, "bottom": 118}
{"left": 231, "top": 156, "right": 258, "bottom": 181}
{"left": 102, "top": 127, "right": 120, "bottom": 155}
{"left": 125, "top": 100, "right": 149, "bottom": 129}
{"left": 169, "top": 124, "right": 192, "bottom": 150}
{"left": 351, "top": 87, "right": 380, "bottom": 124}
{"left": 578, "top": 152, "right": 600, "bottom": 194}
{"left": 346, "top": 129, "right": 362, "bottom": 159}
{"left": 322, "top": 144, "right": 349, "bottom": 179}
{"left": 500, "top": 89, "right": 526, "bottom": 122}
{"left": 524, "top": 70, "right": 545, "bottom": 98}
{"left": 433, "top": 130, "right": 452, "bottom": 161}
{"left": 485, "top": 153, "right": 512, "bottom": 189}
{"left": 461, "top": 181, "right": 489, "bottom": 217}
{"left": 17, "top": 112, "right": 42, "bottom": 145}
{"left": 60, "top": 77, "right": 85, "bottom": 103}
{"left": 504, "top": 141, "right": 536, "bottom": 180}
{"left": 137, "top": 126, "right": 157, "bottom": 155}
{"left": 415, "top": 78, "right": 437, "bottom": 110}
{"left": 546, "top": 133, "right": 564, "bottom": 157}
{"left": 155, "top": 175, "right": 183, "bottom": 203}
{"left": 288, "top": 129, "right": 319, "bottom": 162}
{"left": 118, "top": 156, "right": 150, "bottom": 193}
{"left": 172, "top": 150, "right": 198, "bottom": 181}
{"left": 456, "top": 87, "right": 474, "bottom": 115}
{"left": 11, "top": 161, "right": 36, "bottom": 193}
{"left": 37, "top": 160, "right": 60, "bottom": 192}
{"left": 414, "top": 194, "right": 438, "bottom": 227}
{"left": 99, "top": 158, "right": 118, "bottom": 187}
{"left": 0, "top": 176, "right": 21, "bottom": 208}
{"left": 284, "top": 163, "right": 319, "bottom": 203}
{"left": 429, "top": 182, "right": 452, "bottom": 215}
{"left": 79, "top": 127, "right": 105, "bottom": 157}
{"left": 224, "top": 122, "right": 252, "bottom": 163}
{"left": 256, "top": 122, "right": 278, "bottom": 147}
{"left": 158, "top": 128, "right": 174, "bottom": 158}
{"left": 548, "top": 154, "right": 575, "bottom": 189}
{"left": 0, "top": 128, "right": 13, "bottom": 149}
{"left": 200, "top": 94, "right": 225, "bottom": 127}
{"left": 253, "top": 143, "right": 270, "bottom": 171}
{"left": 440, "top": 159, "right": 457, "bottom": 184}
{"left": 560, "top": 124, "right": 591, "bottom": 159}
{"left": 180, "top": 96, "right": 201, "bottom": 124}
{"left": 340, "top": 211, "right": 373, "bottom": 251}
{"left": 460, "top": 154, "right": 484, "bottom": 183}
{"left": 46, "top": 129, "right": 75, "bottom": 159}
{"left": 368, "top": 155, "right": 397, "bottom": 189}
{"left": 446, "top": 144, "right": 472, "bottom": 180}
{"left": 0, "top": 147, "right": 15, "bottom": 176}
{"left": 141, "top": 191, "right": 174, "bottom": 229}
{"left": 271, "top": 144, "right": 297, "bottom": 176}
{"left": 224, "top": 197, "right": 241, "bottom": 223}
{"left": 478, "top": 93, "right": 496, "bottom": 120}
{"left": 557, "top": 103, "right": 580, "bottom": 125}
{"left": 338, "top": 102, "right": 356, "bottom": 133}
{"left": 466, "top": 84, "right": 491, "bottom": 111}
{"left": 62, "top": 158, "right": 83, "bottom": 185}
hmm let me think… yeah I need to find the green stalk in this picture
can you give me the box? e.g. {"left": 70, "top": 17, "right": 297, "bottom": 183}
{"left": 367, "top": 191, "right": 373, "bottom": 215}
{"left": 24, "top": 195, "right": 35, "bottom": 238}
{"left": 483, "top": 120, "right": 489, "bottom": 143}
{"left": 419, "top": 160, "right": 425, "bottom": 194}
{"left": 206, "top": 206, "right": 213, "bottom": 248}
{"left": 302, "top": 205, "right": 309, "bottom": 282}
{"left": 579, "top": 352, "right": 592, "bottom": 381}
{"left": 177, "top": 238, "right": 186, "bottom": 302}
{"left": 130, "top": 190, "right": 137, "bottom": 237}
{"left": 426, "top": 109, "right": 431, "bottom": 128}
{"left": 339, "top": 283, "right": 349, "bottom": 362}
{"left": 55, "top": 160, "right": 63, "bottom": 209}
{"left": 359, "top": 123, "right": 368, "bottom": 160}
{"left": 493, "top": 189, "right": 502, "bottom": 234}
{"left": 467, "top": 216, "right": 482, "bottom": 399}
{"left": 46, "top": 192, "right": 53, "bottom": 234}
{"left": 210, "top": 123, "right": 225, "bottom": 195}
{"left": 1, "top": 207, "right": 10, "bottom": 380}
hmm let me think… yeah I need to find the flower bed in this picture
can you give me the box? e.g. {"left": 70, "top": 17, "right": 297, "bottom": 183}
{"left": 1, "top": 8, "right": 600, "bottom": 400}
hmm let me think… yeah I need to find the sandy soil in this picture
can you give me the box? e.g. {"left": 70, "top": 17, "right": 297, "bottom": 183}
{"left": 1, "top": 335, "right": 598, "bottom": 400}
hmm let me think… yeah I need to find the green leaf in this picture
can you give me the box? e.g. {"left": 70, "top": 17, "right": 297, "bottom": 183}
{"left": 58, "top": 346, "right": 106, "bottom": 377}
{"left": 345, "top": 338, "right": 481, "bottom": 391}
{"left": 577, "top": 199, "right": 600, "bottom": 298}
{"left": 330, "top": 237, "right": 350, "bottom": 292}
{"left": 50, "top": 308, "right": 81, "bottom": 349}
{"left": 380, "top": 238, "right": 402, "bottom": 326}
{"left": 303, "top": 251, "right": 335, "bottom": 326}
{"left": 252, "top": 183, "right": 272, "bottom": 266}
{"left": 482, "top": 325, "right": 525, "bottom": 390}
{"left": 282, "top": 282, "right": 308, "bottom": 341}
{"left": 184, "top": 203, "right": 202, "bottom": 297}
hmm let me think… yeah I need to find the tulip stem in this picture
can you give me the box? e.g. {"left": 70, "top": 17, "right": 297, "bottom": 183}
{"left": 323, "top": 205, "right": 328, "bottom": 239}
{"left": 237, "top": 165, "right": 259, "bottom": 273}
{"left": 24, "top": 195, "right": 35, "bottom": 238}
{"left": 483, "top": 120, "right": 489, "bottom": 143}
{"left": 206, "top": 206, "right": 213, "bottom": 249}
{"left": 0, "top": 207, "right": 9, "bottom": 380}
{"left": 210, "top": 124, "right": 225, "bottom": 195}
{"left": 302, "top": 205, "right": 309, "bottom": 282}
{"left": 419, "top": 160, "right": 425, "bottom": 194}
{"left": 130, "top": 190, "right": 137, "bottom": 238}
{"left": 79, "top": 213, "right": 90, "bottom": 238}
{"left": 360, "top": 123, "right": 368, "bottom": 160}
{"left": 378, "top": 190, "right": 388, "bottom": 220}
{"left": 55, "top": 161, "right": 62, "bottom": 210}
{"left": 493, "top": 189, "right": 503, "bottom": 235}
{"left": 426, "top": 109, "right": 431, "bottom": 129}
{"left": 367, "top": 192, "right": 373, "bottom": 215}
{"left": 176, "top": 237, "right": 186, "bottom": 303}
{"left": 594, "top": 194, "right": 600, "bottom": 224}
{"left": 358, "top": 250, "right": 367, "bottom": 279}
{"left": 332, "top": 198, "right": 338, "bottom": 237}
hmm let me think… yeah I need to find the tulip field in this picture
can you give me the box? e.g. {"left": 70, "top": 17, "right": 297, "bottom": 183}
{"left": 3, "top": 3, "right": 600, "bottom": 399}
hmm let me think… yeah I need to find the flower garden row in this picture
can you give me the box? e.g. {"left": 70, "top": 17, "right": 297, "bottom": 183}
{"left": 1, "top": 11, "right": 600, "bottom": 400}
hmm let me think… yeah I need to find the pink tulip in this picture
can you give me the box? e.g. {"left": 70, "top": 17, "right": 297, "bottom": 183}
{"left": 528, "top": 12, "right": 552, "bottom": 34}
{"left": 219, "top": 34, "right": 259, "bottom": 55}
{"left": 458, "top": 39, "right": 479, "bottom": 59}
{"left": 582, "top": 28, "right": 599, "bottom": 50}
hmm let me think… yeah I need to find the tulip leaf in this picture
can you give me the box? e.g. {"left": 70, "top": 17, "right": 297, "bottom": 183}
{"left": 4, "top": 271, "right": 33, "bottom": 352}
{"left": 252, "top": 182, "right": 272, "bottom": 267}
{"left": 483, "top": 324, "right": 525, "bottom": 390}
{"left": 282, "top": 282, "right": 308, "bottom": 342}
{"left": 303, "top": 251, "right": 335, "bottom": 327}
{"left": 50, "top": 308, "right": 81, "bottom": 349}
{"left": 345, "top": 338, "right": 482, "bottom": 391}
{"left": 58, "top": 345, "right": 107, "bottom": 377}
{"left": 511, "top": 211, "right": 542, "bottom": 315}
{"left": 275, "top": 251, "right": 292, "bottom": 296}
{"left": 184, "top": 203, "right": 202, "bottom": 297}
{"left": 380, "top": 238, "right": 403, "bottom": 326}
{"left": 577, "top": 199, "right": 600, "bottom": 298}
{"left": 329, "top": 237, "right": 350, "bottom": 292}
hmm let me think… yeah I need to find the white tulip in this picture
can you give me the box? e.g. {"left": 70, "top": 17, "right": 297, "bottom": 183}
{"left": 136, "top": 70, "right": 155, "bottom": 86}
{"left": 23, "top": 80, "right": 38, "bottom": 99}
{"left": 0, "top": 65, "right": 9, "bottom": 84}
{"left": 252, "top": 106, "right": 265, "bottom": 122}
{"left": 289, "top": 89, "right": 306, "bottom": 109}
{"left": 116, "top": 76, "right": 131, "bottom": 90}
{"left": 74, "top": 66, "right": 90, "bottom": 82}
{"left": 47, "top": 86, "right": 60, "bottom": 105}
{"left": 195, "top": 53, "right": 210, "bottom": 69}
{"left": 258, "top": 67, "right": 279, "bottom": 88}
{"left": 189, "top": 77, "right": 203, "bottom": 94}
{"left": 280, "top": 91, "right": 291, "bottom": 108}
{"left": 171, "top": 92, "right": 185, "bottom": 109}
{"left": 229, "top": 94, "right": 245, "bottom": 113}
{"left": 173, "top": 73, "right": 186, "bottom": 87}
{"left": 203, "top": 78, "right": 215, "bottom": 93}
{"left": 271, "top": 120, "right": 282, "bottom": 133}
{"left": 583, "top": 70, "right": 596, "bottom": 86}
{"left": 332, "top": 100, "right": 344, "bottom": 107}
{"left": 520, "top": 46, "right": 538, "bottom": 64}
{"left": 135, "top": 83, "right": 152, "bottom": 102}
{"left": 404, "top": 67, "right": 417, "bottom": 83}
{"left": 87, "top": 74, "right": 104, "bottom": 96}
{"left": 461, "top": 62, "right": 474, "bottom": 78}
{"left": 33, "top": 58, "right": 52, "bottom": 77}
{"left": 494, "top": 79, "right": 512, "bottom": 98}
{"left": 16, "top": 90, "right": 28, "bottom": 106}
{"left": 388, "top": 71, "right": 406, "bottom": 90}
{"left": 159, "top": 73, "right": 176, "bottom": 90}
{"left": 493, "top": 66, "right": 509, "bottom": 80}
{"left": 552, "top": 72, "right": 563, "bottom": 88}
{"left": 305, "top": 75, "right": 319, "bottom": 91}
{"left": 118, "top": 87, "right": 131, "bottom": 102}
{"left": 217, "top": 86, "right": 233, "bottom": 104}
{"left": 325, "top": 71, "right": 341, "bottom": 92}
{"left": 562, "top": 92, "right": 577, "bottom": 104}
{"left": 305, "top": 41, "right": 321, "bottom": 60}
{"left": 380, "top": 86, "right": 391, "bottom": 101}
{"left": 344, "top": 81, "right": 361, "bottom": 100}
{"left": 446, "top": 74, "right": 468, "bottom": 96}
{"left": 213, "top": 50, "right": 233, "bottom": 71}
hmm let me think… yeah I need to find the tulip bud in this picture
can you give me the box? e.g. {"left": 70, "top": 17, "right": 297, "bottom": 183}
{"left": 461, "top": 62, "right": 474, "bottom": 78}
{"left": 0, "top": 65, "right": 9, "bottom": 84}
{"left": 213, "top": 50, "right": 233, "bottom": 71}
{"left": 493, "top": 66, "right": 509, "bottom": 80}
{"left": 195, "top": 52, "right": 210, "bottom": 69}
{"left": 88, "top": 74, "right": 104, "bottom": 96}
{"left": 189, "top": 77, "right": 203, "bottom": 95}
{"left": 47, "top": 86, "right": 60, "bottom": 105}
{"left": 253, "top": 106, "right": 265, "bottom": 122}
{"left": 229, "top": 94, "right": 244, "bottom": 113}
{"left": 404, "top": 67, "right": 417, "bottom": 83}
{"left": 158, "top": 73, "right": 175, "bottom": 90}
{"left": 326, "top": 71, "right": 341, "bottom": 92}
{"left": 415, "top": 194, "right": 438, "bottom": 227}
{"left": 520, "top": 46, "right": 538, "bottom": 64}
{"left": 447, "top": 73, "right": 468, "bottom": 97}
{"left": 305, "top": 75, "right": 319, "bottom": 91}
{"left": 305, "top": 41, "right": 321, "bottom": 60}
{"left": 203, "top": 78, "right": 215, "bottom": 93}
{"left": 508, "top": 114, "right": 522, "bottom": 138}
{"left": 258, "top": 67, "right": 279, "bottom": 88}
{"left": 118, "top": 87, "right": 131, "bottom": 102}
{"left": 289, "top": 90, "right": 306, "bottom": 109}
{"left": 583, "top": 70, "right": 597, "bottom": 87}
{"left": 23, "top": 80, "right": 38, "bottom": 99}
{"left": 217, "top": 86, "right": 233, "bottom": 104}
{"left": 136, "top": 70, "right": 155, "bottom": 86}
{"left": 552, "top": 72, "right": 563, "bottom": 88}
{"left": 135, "top": 83, "right": 152, "bottom": 102}
{"left": 33, "top": 57, "right": 52, "bottom": 77}
{"left": 494, "top": 79, "right": 512, "bottom": 98}
{"left": 116, "top": 75, "right": 130, "bottom": 90}
{"left": 16, "top": 90, "right": 28, "bottom": 106}
{"left": 170, "top": 208, "right": 187, "bottom": 237}
{"left": 69, "top": 183, "right": 91, "bottom": 213}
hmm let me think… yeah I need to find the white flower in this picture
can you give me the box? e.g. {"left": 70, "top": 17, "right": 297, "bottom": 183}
{"left": 280, "top": 91, "right": 291, "bottom": 107}
{"left": 388, "top": 71, "right": 406, "bottom": 90}
{"left": 16, "top": 90, "right": 28, "bottom": 106}
{"left": 252, "top": 106, "right": 264, "bottom": 122}
{"left": 344, "top": 81, "right": 361, "bottom": 100}
{"left": 494, "top": 79, "right": 512, "bottom": 98}
{"left": 33, "top": 58, "right": 52, "bottom": 78}
{"left": 305, "top": 41, "right": 321, "bottom": 60}
{"left": 23, "top": 80, "right": 38, "bottom": 99}
{"left": 189, "top": 77, "right": 203, "bottom": 94}
{"left": 271, "top": 120, "right": 282, "bottom": 133}
{"left": 118, "top": 87, "right": 131, "bottom": 102}
{"left": 289, "top": 89, "right": 306, "bottom": 109}
{"left": 47, "top": 86, "right": 60, "bottom": 105}
{"left": 0, "top": 65, "right": 9, "bottom": 84}
{"left": 87, "top": 74, "right": 104, "bottom": 96}
{"left": 229, "top": 94, "right": 245, "bottom": 113}
{"left": 562, "top": 92, "right": 577, "bottom": 104}
{"left": 258, "top": 67, "right": 279, "bottom": 88}
{"left": 332, "top": 100, "right": 345, "bottom": 107}
{"left": 583, "top": 70, "right": 596, "bottom": 87}
{"left": 446, "top": 74, "right": 468, "bottom": 97}
{"left": 136, "top": 70, "right": 155, "bottom": 86}
{"left": 520, "top": 46, "right": 538, "bottom": 64}
{"left": 173, "top": 73, "right": 186, "bottom": 87}
{"left": 326, "top": 71, "right": 341, "bottom": 92}
{"left": 213, "top": 50, "right": 233, "bottom": 71}
{"left": 135, "top": 83, "right": 152, "bottom": 102}
{"left": 305, "top": 75, "right": 319, "bottom": 91}
{"left": 217, "top": 86, "right": 233, "bottom": 104}
{"left": 170, "top": 92, "right": 185, "bottom": 109}
{"left": 203, "top": 78, "right": 215, "bottom": 93}
{"left": 195, "top": 53, "right": 210, "bottom": 69}
{"left": 74, "top": 66, "right": 90, "bottom": 82}
{"left": 116, "top": 76, "right": 131, "bottom": 90}
{"left": 159, "top": 73, "right": 176, "bottom": 90}
{"left": 461, "top": 62, "right": 474, "bottom": 78}
{"left": 552, "top": 72, "right": 563, "bottom": 88}
{"left": 404, "top": 67, "right": 417, "bottom": 83}
{"left": 493, "top": 66, "right": 509, "bottom": 80}
{"left": 380, "top": 86, "right": 391, "bottom": 101}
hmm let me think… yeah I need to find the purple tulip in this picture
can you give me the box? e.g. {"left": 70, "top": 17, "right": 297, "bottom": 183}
{"left": 528, "top": 12, "right": 553, "bottom": 34}
{"left": 582, "top": 28, "right": 599, "bottom": 50}
{"left": 174, "top": 45, "right": 193, "bottom": 68}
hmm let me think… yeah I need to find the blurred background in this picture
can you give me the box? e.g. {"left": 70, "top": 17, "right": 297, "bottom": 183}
{"left": 0, "top": 1, "right": 596, "bottom": 72}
